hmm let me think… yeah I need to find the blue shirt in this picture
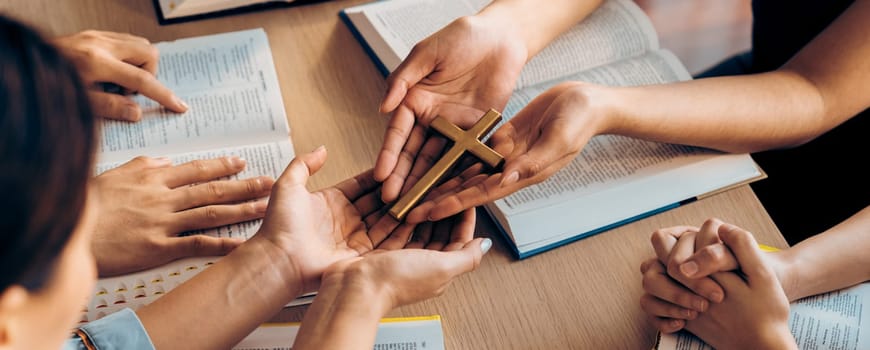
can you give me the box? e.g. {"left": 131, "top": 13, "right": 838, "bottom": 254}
{"left": 63, "top": 308, "right": 155, "bottom": 350}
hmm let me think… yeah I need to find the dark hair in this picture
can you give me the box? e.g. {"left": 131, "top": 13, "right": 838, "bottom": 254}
{"left": 0, "top": 15, "right": 97, "bottom": 291}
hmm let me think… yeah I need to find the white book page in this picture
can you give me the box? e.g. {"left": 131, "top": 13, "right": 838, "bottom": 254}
{"left": 99, "top": 28, "right": 289, "bottom": 164}
{"left": 233, "top": 317, "right": 445, "bottom": 350}
{"left": 504, "top": 49, "right": 689, "bottom": 117}
{"left": 343, "top": 0, "right": 487, "bottom": 72}
{"left": 343, "top": 0, "right": 658, "bottom": 87}
{"left": 515, "top": 0, "right": 659, "bottom": 89}
{"left": 158, "top": 0, "right": 284, "bottom": 19}
{"left": 657, "top": 282, "right": 870, "bottom": 350}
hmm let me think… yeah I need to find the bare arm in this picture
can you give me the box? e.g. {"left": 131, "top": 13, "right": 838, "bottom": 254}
{"left": 778, "top": 205, "right": 870, "bottom": 300}
{"left": 599, "top": 0, "right": 870, "bottom": 153}
{"left": 478, "top": 0, "right": 604, "bottom": 59}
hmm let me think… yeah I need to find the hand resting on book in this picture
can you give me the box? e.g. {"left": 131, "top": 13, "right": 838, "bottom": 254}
{"left": 52, "top": 30, "right": 188, "bottom": 121}
{"left": 91, "top": 155, "right": 273, "bottom": 277}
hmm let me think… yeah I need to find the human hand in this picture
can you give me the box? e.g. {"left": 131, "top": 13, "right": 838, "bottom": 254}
{"left": 321, "top": 237, "right": 492, "bottom": 314}
{"left": 404, "top": 82, "right": 604, "bottom": 223}
{"left": 682, "top": 225, "right": 797, "bottom": 350}
{"left": 639, "top": 219, "right": 794, "bottom": 333}
{"left": 374, "top": 14, "right": 527, "bottom": 203}
{"left": 92, "top": 156, "right": 273, "bottom": 277}
{"left": 52, "top": 30, "right": 187, "bottom": 121}
{"left": 252, "top": 146, "right": 481, "bottom": 294}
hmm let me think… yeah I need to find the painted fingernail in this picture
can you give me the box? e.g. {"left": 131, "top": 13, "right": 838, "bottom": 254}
{"left": 124, "top": 104, "right": 140, "bottom": 121}
{"left": 680, "top": 261, "right": 698, "bottom": 277}
{"left": 480, "top": 238, "right": 493, "bottom": 254}
{"left": 709, "top": 291, "right": 724, "bottom": 303}
{"left": 694, "top": 299, "right": 708, "bottom": 312}
{"left": 500, "top": 171, "right": 519, "bottom": 186}
{"left": 173, "top": 96, "right": 189, "bottom": 111}
{"left": 230, "top": 156, "right": 246, "bottom": 168}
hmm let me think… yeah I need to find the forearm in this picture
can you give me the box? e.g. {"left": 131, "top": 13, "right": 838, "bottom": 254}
{"left": 592, "top": 71, "right": 832, "bottom": 153}
{"left": 136, "top": 236, "right": 303, "bottom": 350}
{"left": 293, "top": 272, "right": 390, "bottom": 350}
{"left": 778, "top": 206, "right": 870, "bottom": 300}
{"left": 478, "top": 0, "right": 604, "bottom": 58}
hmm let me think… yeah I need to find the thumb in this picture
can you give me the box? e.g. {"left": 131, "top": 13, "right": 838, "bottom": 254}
{"left": 718, "top": 224, "right": 776, "bottom": 287}
{"left": 380, "top": 43, "right": 435, "bottom": 114}
{"left": 278, "top": 145, "right": 328, "bottom": 187}
{"left": 89, "top": 90, "right": 142, "bottom": 122}
{"left": 169, "top": 235, "right": 243, "bottom": 258}
{"left": 438, "top": 238, "right": 492, "bottom": 278}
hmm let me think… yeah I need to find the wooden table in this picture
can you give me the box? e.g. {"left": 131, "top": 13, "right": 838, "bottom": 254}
{"left": 0, "top": 1, "right": 787, "bottom": 348}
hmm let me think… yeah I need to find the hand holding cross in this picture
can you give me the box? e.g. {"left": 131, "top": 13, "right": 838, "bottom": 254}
{"left": 388, "top": 109, "right": 505, "bottom": 220}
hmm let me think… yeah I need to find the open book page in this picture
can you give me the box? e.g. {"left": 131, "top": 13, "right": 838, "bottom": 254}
{"left": 96, "top": 141, "right": 295, "bottom": 237}
{"left": 343, "top": 0, "right": 657, "bottom": 85}
{"left": 657, "top": 282, "right": 870, "bottom": 350}
{"left": 487, "top": 50, "right": 762, "bottom": 252}
{"left": 158, "top": 0, "right": 286, "bottom": 19}
{"left": 233, "top": 316, "right": 445, "bottom": 350}
{"left": 99, "top": 28, "right": 289, "bottom": 164}
{"left": 85, "top": 141, "right": 303, "bottom": 323}
{"left": 504, "top": 49, "right": 688, "bottom": 117}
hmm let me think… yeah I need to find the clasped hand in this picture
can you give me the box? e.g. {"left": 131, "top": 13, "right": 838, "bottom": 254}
{"left": 639, "top": 219, "right": 797, "bottom": 349}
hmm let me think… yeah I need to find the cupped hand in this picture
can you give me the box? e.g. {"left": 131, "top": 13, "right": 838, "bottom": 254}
{"left": 322, "top": 236, "right": 491, "bottom": 314}
{"left": 253, "top": 146, "right": 482, "bottom": 294}
{"left": 375, "top": 14, "right": 527, "bottom": 203}
{"left": 404, "top": 82, "right": 602, "bottom": 223}
{"left": 92, "top": 156, "right": 273, "bottom": 277}
{"left": 52, "top": 30, "right": 186, "bottom": 121}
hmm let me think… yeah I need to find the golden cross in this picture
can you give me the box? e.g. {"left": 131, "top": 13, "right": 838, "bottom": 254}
{"left": 389, "top": 108, "right": 505, "bottom": 220}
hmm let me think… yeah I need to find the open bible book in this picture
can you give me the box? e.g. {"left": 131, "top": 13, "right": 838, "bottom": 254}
{"left": 233, "top": 315, "right": 445, "bottom": 350}
{"left": 83, "top": 28, "right": 314, "bottom": 324}
{"left": 655, "top": 282, "right": 870, "bottom": 350}
{"left": 341, "top": 0, "right": 765, "bottom": 259}
{"left": 153, "top": 0, "right": 323, "bottom": 23}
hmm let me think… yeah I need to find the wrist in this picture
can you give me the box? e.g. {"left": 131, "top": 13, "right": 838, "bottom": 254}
{"left": 758, "top": 324, "right": 798, "bottom": 350}
{"left": 473, "top": 6, "right": 532, "bottom": 59}
{"left": 770, "top": 249, "right": 802, "bottom": 301}
{"left": 244, "top": 236, "right": 305, "bottom": 298}
{"left": 322, "top": 263, "right": 394, "bottom": 317}
{"left": 569, "top": 83, "right": 618, "bottom": 136}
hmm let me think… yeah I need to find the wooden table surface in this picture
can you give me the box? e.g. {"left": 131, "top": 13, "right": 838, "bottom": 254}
{"left": 0, "top": 1, "right": 786, "bottom": 349}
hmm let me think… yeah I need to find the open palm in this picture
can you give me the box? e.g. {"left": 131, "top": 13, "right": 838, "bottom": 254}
{"left": 375, "top": 15, "right": 527, "bottom": 202}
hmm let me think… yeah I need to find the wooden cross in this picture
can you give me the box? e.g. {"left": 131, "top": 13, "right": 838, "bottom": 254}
{"left": 389, "top": 108, "right": 505, "bottom": 220}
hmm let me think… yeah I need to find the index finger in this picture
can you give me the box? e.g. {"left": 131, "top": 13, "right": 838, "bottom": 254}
{"left": 101, "top": 58, "right": 186, "bottom": 113}
{"left": 161, "top": 157, "right": 246, "bottom": 188}
{"left": 649, "top": 226, "right": 699, "bottom": 262}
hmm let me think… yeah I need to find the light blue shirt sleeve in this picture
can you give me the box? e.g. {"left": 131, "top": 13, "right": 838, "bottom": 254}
{"left": 62, "top": 308, "right": 155, "bottom": 350}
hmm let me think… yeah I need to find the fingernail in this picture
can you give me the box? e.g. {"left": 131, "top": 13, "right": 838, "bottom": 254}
{"left": 155, "top": 157, "right": 171, "bottom": 163}
{"left": 480, "top": 238, "right": 493, "bottom": 254}
{"left": 500, "top": 171, "right": 519, "bottom": 186}
{"left": 173, "top": 96, "right": 189, "bottom": 111}
{"left": 124, "top": 104, "right": 140, "bottom": 121}
{"left": 685, "top": 309, "right": 697, "bottom": 319}
{"left": 253, "top": 201, "right": 268, "bottom": 214}
{"left": 680, "top": 261, "right": 698, "bottom": 277}
{"left": 313, "top": 145, "right": 326, "bottom": 152}
{"left": 230, "top": 156, "right": 246, "bottom": 168}
{"left": 669, "top": 319, "right": 682, "bottom": 329}
{"left": 694, "top": 299, "right": 708, "bottom": 312}
{"left": 709, "top": 291, "right": 724, "bottom": 303}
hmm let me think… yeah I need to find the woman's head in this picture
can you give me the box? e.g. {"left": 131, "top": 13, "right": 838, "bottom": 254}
{"left": 0, "top": 14, "right": 99, "bottom": 348}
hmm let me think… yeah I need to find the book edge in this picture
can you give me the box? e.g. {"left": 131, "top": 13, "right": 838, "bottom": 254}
{"left": 338, "top": 9, "right": 390, "bottom": 78}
